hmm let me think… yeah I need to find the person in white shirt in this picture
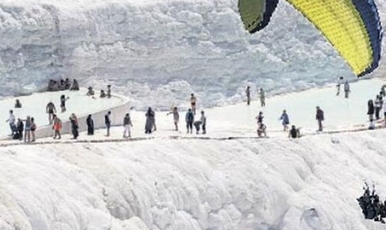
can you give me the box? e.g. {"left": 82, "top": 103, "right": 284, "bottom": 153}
{"left": 5, "top": 110, "right": 16, "bottom": 136}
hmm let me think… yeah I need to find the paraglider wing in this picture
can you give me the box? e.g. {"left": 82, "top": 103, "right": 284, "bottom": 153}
{"left": 284, "top": 0, "right": 382, "bottom": 77}
{"left": 238, "top": 0, "right": 279, "bottom": 33}
{"left": 238, "top": 0, "right": 383, "bottom": 77}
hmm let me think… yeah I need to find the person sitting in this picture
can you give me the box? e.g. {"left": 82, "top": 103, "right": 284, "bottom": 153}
{"left": 100, "top": 90, "right": 106, "bottom": 98}
{"left": 59, "top": 79, "right": 66, "bottom": 90}
{"left": 257, "top": 123, "right": 267, "bottom": 137}
{"left": 14, "top": 99, "right": 22, "bottom": 108}
{"left": 289, "top": 125, "right": 301, "bottom": 138}
{"left": 86, "top": 87, "right": 95, "bottom": 96}
{"left": 51, "top": 80, "right": 59, "bottom": 91}
{"left": 70, "top": 79, "right": 79, "bottom": 91}
{"left": 65, "top": 78, "right": 71, "bottom": 90}
{"left": 193, "top": 120, "right": 202, "bottom": 134}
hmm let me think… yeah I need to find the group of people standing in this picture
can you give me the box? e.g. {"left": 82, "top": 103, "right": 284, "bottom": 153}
{"left": 144, "top": 93, "right": 207, "bottom": 135}
{"left": 6, "top": 110, "right": 37, "bottom": 142}
{"left": 336, "top": 76, "right": 351, "bottom": 98}
{"left": 367, "top": 85, "right": 386, "bottom": 129}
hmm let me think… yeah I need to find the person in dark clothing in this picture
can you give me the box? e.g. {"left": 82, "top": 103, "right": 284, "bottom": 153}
{"left": 46, "top": 101, "right": 56, "bottom": 124}
{"left": 16, "top": 118, "right": 24, "bottom": 141}
{"left": 107, "top": 85, "right": 111, "bottom": 98}
{"left": 100, "top": 90, "right": 106, "bottom": 98}
{"left": 245, "top": 86, "right": 251, "bottom": 105}
{"left": 289, "top": 125, "right": 300, "bottom": 138}
{"left": 105, "top": 111, "right": 111, "bottom": 136}
{"left": 316, "top": 106, "right": 324, "bottom": 132}
{"left": 86, "top": 87, "right": 95, "bottom": 96}
{"left": 59, "top": 79, "right": 66, "bottom": 90}
{"left": 145, "top": 107, "right": 155, "bottom": 134}
{"left": 367, "top": 99, "right": 375, "bottom": 121}
{"left": 185, "top": 109, "right": 194, "bottom": 134}
{"left": 15, "top": 99, "right": 22, "bottom": 108}
{"left": 65, "top": 78, "right": 71, "bottom": 90}
{"left": 374, "top": 95, "right": 381, "bottom": 120}
{"left": 279, "top": 110, "right": 290, "bottom": 131}
{"left": 256, "top": 111, "right": 264, "bottom": 126}
{"left": 30, "top": 117, "right": 36, "bottom": 142}
{"left": 70, "top": 79, "right": 79, "bottom": 91}
{"left": 257, "top": 123, "right": 267, "bottom": 137}
{"left": 86, "top": 114, "right": 94, "bottom": 135}
{"left": 69, "top": 113, "right": 79, "bottom": 139}
{"left": 344, "top": 80, "right": 350, "bottom": 98}
{"left": 60, "top": 95, "right": 69, "bottom": 113}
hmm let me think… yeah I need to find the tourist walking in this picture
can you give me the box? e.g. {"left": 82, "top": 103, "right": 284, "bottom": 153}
{"left": 105, "top": 111, "right": 111, "bottom": 136}
{"left": 367, "top": 100, "right": 375, "bottom": 121}
{"left": 185, "top": 108, "right": 194, "bottom": 134}
{"left": 6, "top": 110, "right": 16, "bottom": 136}
{"left": 123, "top": 113, "right": 133, "bottom": 138}
{"left": 46, "top": 101, "right": 56, "bottom": 124}
{"left": 316, "top": 106, "right": 324, "bottom": 132}
{"left": 86, "top": 114, "right": 94, "bottom": 135}
{"left": 69, "top": 113, "right": 79, "bottom": 139}
{"left": 30, "top": 117, "right": 36, "bottom": 142}
{"left": 167, "top": 107, "right": 180, "bottom": 131}
{"left": 53, "top": 115, "right": 62, "bottom": 139}
{"left": 145, "top": 107, "right": 155, "bottom": 134}
{"left": 246, "top": 86, "right": 251, "bottom": 105}
{"left": 279, "top": 110, "right": 290, "bottom": 131}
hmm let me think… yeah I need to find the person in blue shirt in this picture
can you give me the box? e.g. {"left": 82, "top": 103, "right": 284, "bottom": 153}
{"left": 185, "top": 109, "right": 194, "bottom": 134}
{"left": 279, "top": 110, "right": 290, "bottom": 131}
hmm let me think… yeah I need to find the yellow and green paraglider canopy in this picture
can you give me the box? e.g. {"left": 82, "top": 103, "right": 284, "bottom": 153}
{"left": 238, "top": 0, "right": 383, "bottom": 77}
